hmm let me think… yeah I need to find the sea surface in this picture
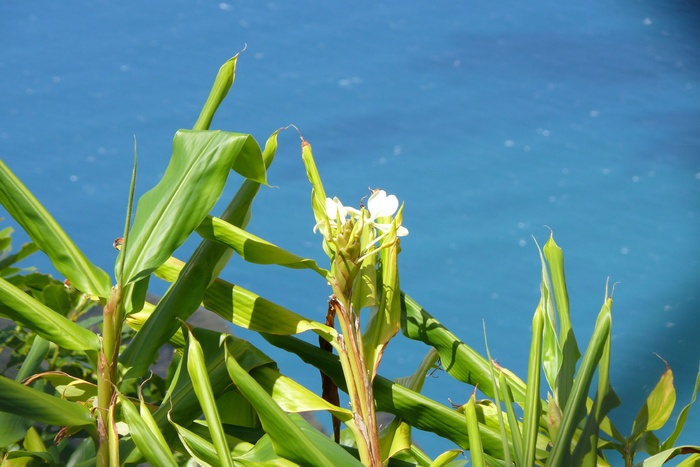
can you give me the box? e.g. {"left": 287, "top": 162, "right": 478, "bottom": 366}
{"left": 1, "top": 0, "right": 699, "bottom": 462}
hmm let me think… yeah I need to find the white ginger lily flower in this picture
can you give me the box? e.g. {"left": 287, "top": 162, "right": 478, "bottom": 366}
{"left": 366, "top": 190, "right": 409, "bottom": 236}
{"left": 313, "top": 191, "right": 408, "bottom": 237}
{"left": 313, "top": 196, "right": 360, "bottom": 233}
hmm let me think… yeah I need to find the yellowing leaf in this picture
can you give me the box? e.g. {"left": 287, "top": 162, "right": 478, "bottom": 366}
{"left": 632, "top": 362, "right": 676, "bottom": 439}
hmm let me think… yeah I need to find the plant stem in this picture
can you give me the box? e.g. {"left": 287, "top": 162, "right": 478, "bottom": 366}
{"left": 96, "top": 285, "right": 124, "bottom": 467}
{"left": 329, "top": 294, "right": 381, "bottom": 466}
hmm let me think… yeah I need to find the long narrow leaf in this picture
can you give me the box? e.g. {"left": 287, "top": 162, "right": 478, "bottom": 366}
{"left": 0, "top": 161, "right": 111, "bottom": 298}
{"left": 196, "top": 215, "right": 330, "bottom": 277}
{"left": 535, "top": 237, "right": 562, "bottom": 399}
{"left": 203, "top": 278, "right": 336, "bottom": 341}
{"left": 193, "top": 51, "right": 242, "bottom": 131}
{"left": 186, "top": 328, "right": 234, "bottom": 467}
{"left": 262, "top": 333, "right": 508, "bottom": 458}
{"left": 546, "top": 297, "right": 612, "bottom": 467}
{"left": 0, "top": 241, "right": 39, "bottom": 272}
{"left": 522, "top": 303, "right": 544, "bottom": 467}
{"left": 0, "top": 375, "right": 94, "bottom": 428}
{"left": 0, "top": 336, "right": 50, "bottom": 446}
{"left": 0, "top": 276, "right": 100, "bottom": 351}
{"left": 224, "top": 337, "right": 361, "bottom": 467}
{"left": 299, "top": 138, "right": 329, "bottom": 228}
{"left": 572, "top": 296, "right": 619, "bottom": 466}
{"left": 363, "top": 221, "right": 401, "bottom": 379}
{"left": 484, "top": 324, "right": 513, "bottom": 467}
{"left": 232, "top": 421, "right": 336, "bottom": 466}
{"left": 251, "top": 365, "right": 353, "bottom": 421}
{"left": 117, "top": 328, "right": 274, "bottom": 463}
{"left": 464, "top": 391, "right": 485, "bottom": 467}
{"left": 632, "top": 446, "right": 700, "bottom": 467}
{"left": 401, "top": 293, "right": 527, "bottom": 403}
{"left": 543, "top": 233, "right": 580, "bottom": 409}
{"left": 168, "top": 414, "right": 220, "bottom": 466}
{"left": 382, "top": 350, "right": 438, "bottom": 461}
{"left": 118, "top": 393, "right": 177, "bottom": 466}
{"left": 120, "top": 129, "right": 266, "bottom": 285}
{"left": 120, "top": 130, "right": 280, "bottom": 378}
{"left": 499, "top": 371, "right": 524, "bottom": 465}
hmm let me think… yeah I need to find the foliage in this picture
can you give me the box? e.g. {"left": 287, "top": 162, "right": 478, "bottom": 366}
{"left": 0, "top": 54, "right": 698, "bottom": 467}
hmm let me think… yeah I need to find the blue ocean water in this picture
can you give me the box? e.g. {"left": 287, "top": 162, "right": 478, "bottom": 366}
{"left": 1, "top": 0, "right": 699, "bottom": 461}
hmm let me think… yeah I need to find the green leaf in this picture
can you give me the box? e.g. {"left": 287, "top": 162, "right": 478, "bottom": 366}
{"left": 464, "top": 391, "right": 485, "bottom": 467}
{"left": 120, "top": 130, "right": 279, "bottom": 379}
{"left": 120, "top": 129, "right": 266, "bottom": 285}
{"left": 0, "top": 375, "right": 94, "bottom": 428}
{"left": 546, "top": 297, "right": 613, "bottom": 467}
{"left": 251, "top": 365, "right": 352, "bottom": 421}
{"left": 299, "top": 138, "right": 329, "bottom": 230}
{"left": 571, "top": 290, "right": 620, "bottom": 466}
{"left": 193, "top": 51, "right": 242, "bottom": 131}
{"left": 233, "top": 421, "right": 336, "bottom": 466}
{"left": 0, "top": 161, "right": 112, "bottom": 298}
{"left": 118, "top": 390, "right": 177, "bottom": 465}
{"left": 196, "top": 215, "right": 329, "bottom": 277}
{"left": 401, "top": 293, "right": 527, "bottom": 404}
{"left": 5, "top": 450, "right": 55, "bottom": 466}
{"left": 535, "top": 237, "right": 562, "bottom": 400}
{"left": 632, "top": 361, "right": 676, "bottom": 440}
{"left": 168, "top": 415, "right": 221, "bottom": 466}
{"left": 262, "top": 333, "right": 507, "bottom": 458}
{"left": 0, "top": 241, "right": 39, "bottom": 272}
{"left": 522, "top": 303, "right": 544, "bottom": 467}
{"left": 631, "top": 446, "right": 700, "bottom": 467}
{"left": 65, "top": 438, "right": 96, "bottom": 465}
{"left": 499, "top": 371, "right": 523, "bottom": 464}
{"left": 224, "top": 337, "right": 361, "bottom": 467}
{"left": 363, "top": 221, "right": 401, "bottom": 379}
{"left": 429, "top": 449, "right": 463, "bottom": 467}
{"left": 483, "top": 324, "right": 513, "bottom": 467}
{"left": 118, "top": 328, "right": 271, "bottom": 462}
{"left": 0, "top": 336, "right": 50, "bottom": 447}
{"left": 107, "top": 402, "right": 119, "bottom": 466}
{"left": 661, "top": 366, "right": 700, "bottom": 451}
{"left": 26, "top": 371, "right": 97, "bottom": 402}
{"left": 22, "top": 426, "right": 47, "bottom": 454}
{"left": 186, "top": 327, "right": 234, "bottom": 467}
{"left": 543, "top": 233, "right": 580, "bottom": 409}
{"left": 203, "top": 278, "right": 336, "bottom": 341}
{"left": 0, "top": 276, "right": 100, "bottom": 351}
{"left": 393, "top": 348, "right": 440, "bottom": 394}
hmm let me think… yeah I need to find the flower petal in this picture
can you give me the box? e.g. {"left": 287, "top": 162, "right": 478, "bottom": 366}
{"left": 368, "top": 190, "right": 398, "bottom": 219}
{"left": 325, "top": 197, "right": 345, "bottom": 220}
{"left": 373, "top": 222, "right": 392, "bottom": 233}
{"left": 374, "top": 222, "right": 409, "bottom": 237}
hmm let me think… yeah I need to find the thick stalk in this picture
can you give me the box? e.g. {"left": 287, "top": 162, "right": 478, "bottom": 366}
{"left": 97, "top": 285, "right": 124, "bottom": 466}
{"left": 329, "top": 294, "right": 381, "bottom": 466}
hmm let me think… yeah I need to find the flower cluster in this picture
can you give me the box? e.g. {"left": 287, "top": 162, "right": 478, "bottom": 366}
{"left": 313, "top": 189, "right": 409, "bottom": 237}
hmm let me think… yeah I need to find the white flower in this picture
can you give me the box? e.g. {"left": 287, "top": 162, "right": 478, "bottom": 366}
{"left": 313, "top": 191, "right": 408, "bottom": 237}
{"left": 313, "top": 197, "right": 360, "bottom": 233}
{"left": 366, "top": 190, "right": 409, "bottom": 236}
